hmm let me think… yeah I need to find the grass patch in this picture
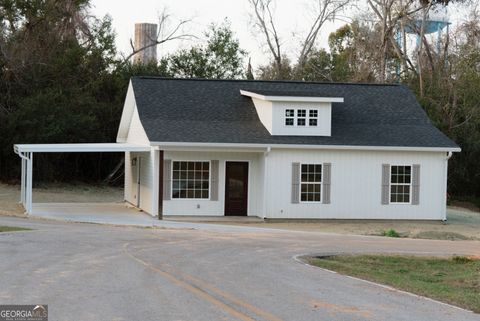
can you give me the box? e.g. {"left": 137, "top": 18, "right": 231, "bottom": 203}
{"left": 0, "top": 226, "right": 31, "bottom": 232}
{"left": 382, "top": 228, "right": 400, "bottom": 237}
{"left": 308, "top": 255, "right": 480, "bottom": 313}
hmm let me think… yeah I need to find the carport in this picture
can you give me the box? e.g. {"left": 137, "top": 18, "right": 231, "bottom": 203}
{"left": 13, "top": 143, "right": 151, "bottom": 215}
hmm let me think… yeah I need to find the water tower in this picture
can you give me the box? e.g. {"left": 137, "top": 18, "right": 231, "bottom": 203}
{"left": 395, "top": 7, "right": 450, "bottom": 77}
{"left": 133, "top": 23, "right": 158, "bottom": 64}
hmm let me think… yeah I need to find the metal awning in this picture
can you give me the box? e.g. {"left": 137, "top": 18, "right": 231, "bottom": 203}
{"left": 14, "top": 143, "right": 150, "bottom": 153}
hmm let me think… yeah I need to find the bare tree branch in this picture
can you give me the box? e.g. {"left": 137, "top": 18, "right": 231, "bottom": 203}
{"left": 248, "top": 0, "right": 283, "bottom": 76}
{"left": 297, "top": 0, "right": 350, "bottom": 70}
{"left": 121, "top": 9, "right": 195, "bottom": 64}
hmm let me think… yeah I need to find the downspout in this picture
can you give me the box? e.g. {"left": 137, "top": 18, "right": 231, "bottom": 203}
{"left": 262, "top": 146, "right": 271, "bottom": 220}
{"left": 443, "top": 151, "right": 453, "bottom": 222}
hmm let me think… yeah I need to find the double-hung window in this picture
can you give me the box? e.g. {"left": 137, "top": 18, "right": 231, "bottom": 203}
{"left": 300, "top": 164, "right": 322, "bottom": 202}
{"left": 172, "top": 161, "right": 210, "bottom": 199}
{"left": 390, "top": 165, "right": 411, "bottom": 203}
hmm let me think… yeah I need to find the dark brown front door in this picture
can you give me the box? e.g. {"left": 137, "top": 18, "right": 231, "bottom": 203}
{"left": 224, "top": 162, "right": 248, "bottom": 216}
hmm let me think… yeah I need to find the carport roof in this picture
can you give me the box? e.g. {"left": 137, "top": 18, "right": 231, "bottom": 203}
{"left": 14, "top": 143, "right": 150, "bottom": 153}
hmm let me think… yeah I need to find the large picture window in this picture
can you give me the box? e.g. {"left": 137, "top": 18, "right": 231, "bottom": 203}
{"left": 172, "top": 161, "right": 210, "bottom": 199}
{"left": 390, "top": 165, "right": 411, "bottom": 203}
{"left": 300, "top": 164, "right": 322, "bottom": 202}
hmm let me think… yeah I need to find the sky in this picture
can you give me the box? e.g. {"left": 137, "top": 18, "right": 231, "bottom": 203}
{"left": 90, "top": 0, "right": 469, "bottom": 69}
{"left": 90, "top": 0, "right": 344, "bottom": 68}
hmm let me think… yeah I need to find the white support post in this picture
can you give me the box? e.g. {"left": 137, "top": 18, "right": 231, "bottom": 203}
{"left": 20, "top": 158, "right": 26, "bottom": 205}
{"left": 262, "top": 147, "right": 271, "bottom": 219}
{"left": 151, "top": 148, "right": 159, "bottom": 217}
{"left": 26, "top": 152, "right": 33, "bottom": 215}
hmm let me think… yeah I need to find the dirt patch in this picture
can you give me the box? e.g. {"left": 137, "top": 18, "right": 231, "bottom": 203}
{"left": 413, "top": 231, "right": 471, "bottom": 241}
{"left": 309, "top": 299, "right": 373, "bottom": 318}
{"left": 204, "top": 209, "right": 480, "bottom": 240}
{"left": 0, "top": 183, "right": 123, "bottom": 216}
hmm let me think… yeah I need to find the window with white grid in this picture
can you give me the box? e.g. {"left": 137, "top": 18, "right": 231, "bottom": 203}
{"left": 172, "top": 161, "right": 210, "bottom": 199}
{"left": 284, "top": 108, "right": 318, "bottom": 127}
{"left": 390, "top": 165, "right": 411, "bottom": 203}
{"left": 300, "top": 164, "right": 322, "bottom": 202}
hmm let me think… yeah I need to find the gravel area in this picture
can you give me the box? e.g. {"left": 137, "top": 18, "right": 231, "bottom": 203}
{"left": 0, "top": 183, "right": 123, "bottom": 216}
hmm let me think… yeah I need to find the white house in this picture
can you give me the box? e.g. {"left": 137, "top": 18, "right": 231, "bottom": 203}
{"left": 15, "top": 77, "right": 460, "bottom": 220}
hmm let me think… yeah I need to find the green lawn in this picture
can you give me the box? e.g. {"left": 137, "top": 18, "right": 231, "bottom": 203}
{"left": 0, "top": 225, "right": 31, "bottom": 232}
{"left": 308, "top": 255, "right": 480, "bottom": 313}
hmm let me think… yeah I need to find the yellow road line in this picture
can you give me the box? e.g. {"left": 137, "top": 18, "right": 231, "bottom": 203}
{"left": 179, "top": 273, "right": 283, "bottom": 321}
{"left": 123, "top": 243, "right": 282, "bottom": 321}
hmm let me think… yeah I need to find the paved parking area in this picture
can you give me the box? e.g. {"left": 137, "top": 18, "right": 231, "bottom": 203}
{"left": 0, "top": 216, "right": 479, "bottom": 321}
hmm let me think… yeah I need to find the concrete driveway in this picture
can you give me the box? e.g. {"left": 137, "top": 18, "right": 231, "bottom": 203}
{"left": 0, "top": 216, "right": 479, "bottom": 321}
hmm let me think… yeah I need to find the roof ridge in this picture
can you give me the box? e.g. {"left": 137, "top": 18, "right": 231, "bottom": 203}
{"left": 132, "top": 76, "right": 400, "bottom": 87}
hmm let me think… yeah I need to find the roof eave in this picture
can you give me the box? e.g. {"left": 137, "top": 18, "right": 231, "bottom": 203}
{"left": 240, "top": 90, "right": 344, "bottom": 103}
{"left": 13, "top": 143, "right": 151, "bottom": 153}
{"left": 150, "top": 141, "right": 460, "bottom": 153}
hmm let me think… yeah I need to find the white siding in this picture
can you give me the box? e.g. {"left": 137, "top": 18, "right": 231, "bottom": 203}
{"left": 126, "top": 106, "right": 149, "bottom": 145}
{"left": 251, "top": 98, "right": 273, "bottom": 134}
{"left": 116, "top": 81, "right": 136, "bottom": 143}
{"left": 125, "top": 151, "right": 154, "bottom": 215}
{"left": 162, "top": 151, "right": 264, "bottom": 216}
{"left": 265, "top": 149, "right": 448, "bottom": 220}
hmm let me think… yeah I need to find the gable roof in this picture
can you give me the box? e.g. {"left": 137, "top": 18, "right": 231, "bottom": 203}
{"left": 130, "top": 77, "right": 459, "bottom": 150}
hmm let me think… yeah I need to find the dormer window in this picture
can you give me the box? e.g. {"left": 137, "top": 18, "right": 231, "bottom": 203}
{"left": 297, "top": 110, "right": 306, "bottom": 126}
{"left": 285, "top": 108, "right": 318, "bottom": 127}
{"left": 285, "top": 109, "right": 295, "bottom": 126}
{"left": 309, "top": 110, "right": 318, "bottom": 126}
{"left": 240, "top": 89, "right": 344, "bottom": 136}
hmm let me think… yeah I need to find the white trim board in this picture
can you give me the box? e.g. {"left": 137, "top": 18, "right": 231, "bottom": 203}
{"left": 14, "top": 143, "right": 150, "bottom": 153}
{"left": 240, "top": 90, "right": 344, "bottom": 103}
{"left": 150, "top": 142, "right": 460, "bottom": 153}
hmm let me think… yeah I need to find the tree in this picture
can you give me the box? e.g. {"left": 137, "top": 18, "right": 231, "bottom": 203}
{"left": 301, "top": 48, "right": 333, "bottom": 81}
{"left": 166, "top": 21, "right": 247, "bottom": 79}
{"left": 298, "top": 21, "right": 379, "bottom": 82}
{"left": 406, "top": 6, "right": 480, "bottom": 197}
{"left": 295, "top": 0, "right": 350, "bottom": 76}
{"left": 257, "top": 55, "right": 293, "bottom": 80}
{"left": 249, "top": 0, "right": 350, "bottom": 80}
{"left": 0, "top": 0, "right": 125, "bottom": 182}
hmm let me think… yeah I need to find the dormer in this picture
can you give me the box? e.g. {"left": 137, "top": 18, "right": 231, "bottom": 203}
{"left": 241, "top": 90, "right": 343, "bottom": 136}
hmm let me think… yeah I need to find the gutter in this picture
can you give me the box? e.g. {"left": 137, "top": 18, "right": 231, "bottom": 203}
{"left": 150, "top": 142, "right": 461, "bottom": 153}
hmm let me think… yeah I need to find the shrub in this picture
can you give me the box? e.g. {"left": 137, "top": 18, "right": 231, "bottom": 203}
{"left": 452, "top": 256, "right": 474, "bottom": 264}
{"left": 383, "top": 229, "right": 400, "bottom": 237}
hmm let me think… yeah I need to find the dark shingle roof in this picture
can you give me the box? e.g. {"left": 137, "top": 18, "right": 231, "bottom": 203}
{"left": 131, "top": 77, "right": 459, "bottom": 149}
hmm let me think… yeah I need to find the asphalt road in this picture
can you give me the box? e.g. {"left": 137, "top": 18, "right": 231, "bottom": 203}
{"left": 0, "top": 216, "right": 479, "bottom": 321}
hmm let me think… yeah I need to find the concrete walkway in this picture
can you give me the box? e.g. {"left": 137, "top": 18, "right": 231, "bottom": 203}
{"left": 30, "top": 203, "right": 270, "bottom": 232}
{"left": 31, "top": 203, "right": 157, "bottom": 226}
